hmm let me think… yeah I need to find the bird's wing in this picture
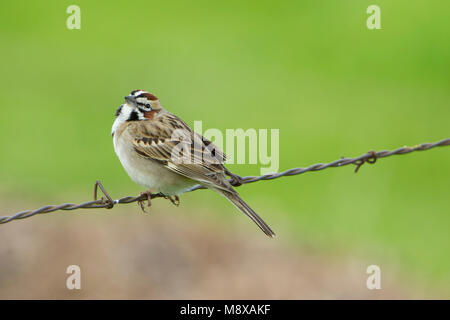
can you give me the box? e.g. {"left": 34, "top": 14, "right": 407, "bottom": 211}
{"left": 128, "top": 112, "right": 276, "bottom": 238}
{"left": 129, "top": 112, "right": 231, "bottom": 191}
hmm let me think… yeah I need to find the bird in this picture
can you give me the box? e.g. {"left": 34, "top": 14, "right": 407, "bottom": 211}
{"left": 111, "top": 89, "right": 275, "bottom": 238}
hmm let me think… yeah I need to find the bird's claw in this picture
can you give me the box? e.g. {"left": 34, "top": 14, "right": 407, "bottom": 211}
{"left": 164, "top": 195, "right": 180, "bottom": 207}
{"left": 229, "top": 174, "right": 244, "bottom": 186}
{"left": 224, "top": 169, "right": 244, "bottom": 186}
{"left": 138, "top": 190, "right": 153, "bottom": 213}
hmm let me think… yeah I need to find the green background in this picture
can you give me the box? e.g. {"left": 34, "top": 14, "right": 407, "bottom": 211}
{"left": 0, "top": 1, "right": 449, "bottom": 291}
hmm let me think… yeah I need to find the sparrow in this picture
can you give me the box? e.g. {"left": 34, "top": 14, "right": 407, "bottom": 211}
{"left": 111, "top": 90, "right": 275, "bottom": 238}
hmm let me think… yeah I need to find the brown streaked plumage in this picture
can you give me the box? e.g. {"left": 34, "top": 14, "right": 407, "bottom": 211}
{"left": 111, "top": 90, "right": 275, "bottom": 238}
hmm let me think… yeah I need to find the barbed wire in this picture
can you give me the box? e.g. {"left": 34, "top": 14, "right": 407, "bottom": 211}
{"left": 1, "top": 138, "right": 449, "bottom": 225}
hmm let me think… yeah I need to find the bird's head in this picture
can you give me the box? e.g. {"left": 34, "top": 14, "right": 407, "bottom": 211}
{"left": 112, "top": 90, "right": 163, "bottom": 136}
{"left": 123, "top": 89, "right": 162, "bottom": 119}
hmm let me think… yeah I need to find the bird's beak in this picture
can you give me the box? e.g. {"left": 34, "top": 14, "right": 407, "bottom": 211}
{"left": 125, "top": 95, "right": 136, "bottom": 104}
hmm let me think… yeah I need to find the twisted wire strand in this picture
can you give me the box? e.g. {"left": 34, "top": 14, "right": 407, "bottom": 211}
{"left": 1, "top": 138, "right": 449, "bottom": 225}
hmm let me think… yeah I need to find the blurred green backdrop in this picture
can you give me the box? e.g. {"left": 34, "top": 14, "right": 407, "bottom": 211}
{"left": 0, "top": 0, "right": 449, "bottom": 290}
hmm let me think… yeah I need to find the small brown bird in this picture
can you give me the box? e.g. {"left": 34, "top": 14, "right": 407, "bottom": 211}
{"left": 111, "top": 90, "right": 275, "bottom": 238}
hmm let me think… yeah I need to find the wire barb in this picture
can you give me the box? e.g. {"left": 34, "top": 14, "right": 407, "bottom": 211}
{"left": 1, "top": 138, "right": 449, "bottom": 225}
{"left": 94, "top": 180, "right": 115, "bottom": 209}
{"left": 353, "top": 150, "right": 378, "bottom": 173}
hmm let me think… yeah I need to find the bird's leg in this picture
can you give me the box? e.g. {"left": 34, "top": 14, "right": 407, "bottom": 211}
{"left": 138, "top": 189, "right": 154, "bottom": 213}
{"left": 164, "top": 195, "right": 180, "bottom": 207}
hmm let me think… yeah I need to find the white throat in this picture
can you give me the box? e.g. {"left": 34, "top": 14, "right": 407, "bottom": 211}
{"left": 111, "top": 103, "right": 144, "bottom": 136}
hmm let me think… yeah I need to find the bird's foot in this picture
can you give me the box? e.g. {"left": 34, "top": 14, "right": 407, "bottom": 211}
{"left": 224, "top": 168, "right": 244, "bottom": 186}
{"left": 164, "top": 195, "right": 180, "bottom": 207}
{"left": 228, "top": 172, "right": 244, "bottom": 186}
{"left": 138, "top": 190, "right": 153, "bottom": 213}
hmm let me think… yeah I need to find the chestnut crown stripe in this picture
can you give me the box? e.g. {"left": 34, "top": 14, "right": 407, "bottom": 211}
{"left": 140, "top": 92, "right": 159, "bottom": 101}
{"left": 131, "top": 90, "right": 159, "bottom": 101}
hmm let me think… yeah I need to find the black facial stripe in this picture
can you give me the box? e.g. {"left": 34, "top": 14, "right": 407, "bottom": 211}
{"left": 127, "top": 111, "right": 140, "bottom": 121}
{"left": 137, "top": 107, "right": 149, "bottom": 113}
{"left": 115, "top": 105, "right": 123, "bottom": 117}
{"left": 137, "top": 101, "right": 151, "bottom": 108}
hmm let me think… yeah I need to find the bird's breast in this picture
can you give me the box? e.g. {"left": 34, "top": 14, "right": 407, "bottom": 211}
{"left": 113, "top": 127, "right": 196, "bottom": 195}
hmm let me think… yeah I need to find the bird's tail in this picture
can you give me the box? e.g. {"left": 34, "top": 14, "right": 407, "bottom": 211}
{"left": 215, "top": 189, "right": 276, "bottom": 238}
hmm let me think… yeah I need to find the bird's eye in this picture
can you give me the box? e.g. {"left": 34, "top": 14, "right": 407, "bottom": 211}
{"left": 137, "top": 101, "right": 151, "bottom": 109}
